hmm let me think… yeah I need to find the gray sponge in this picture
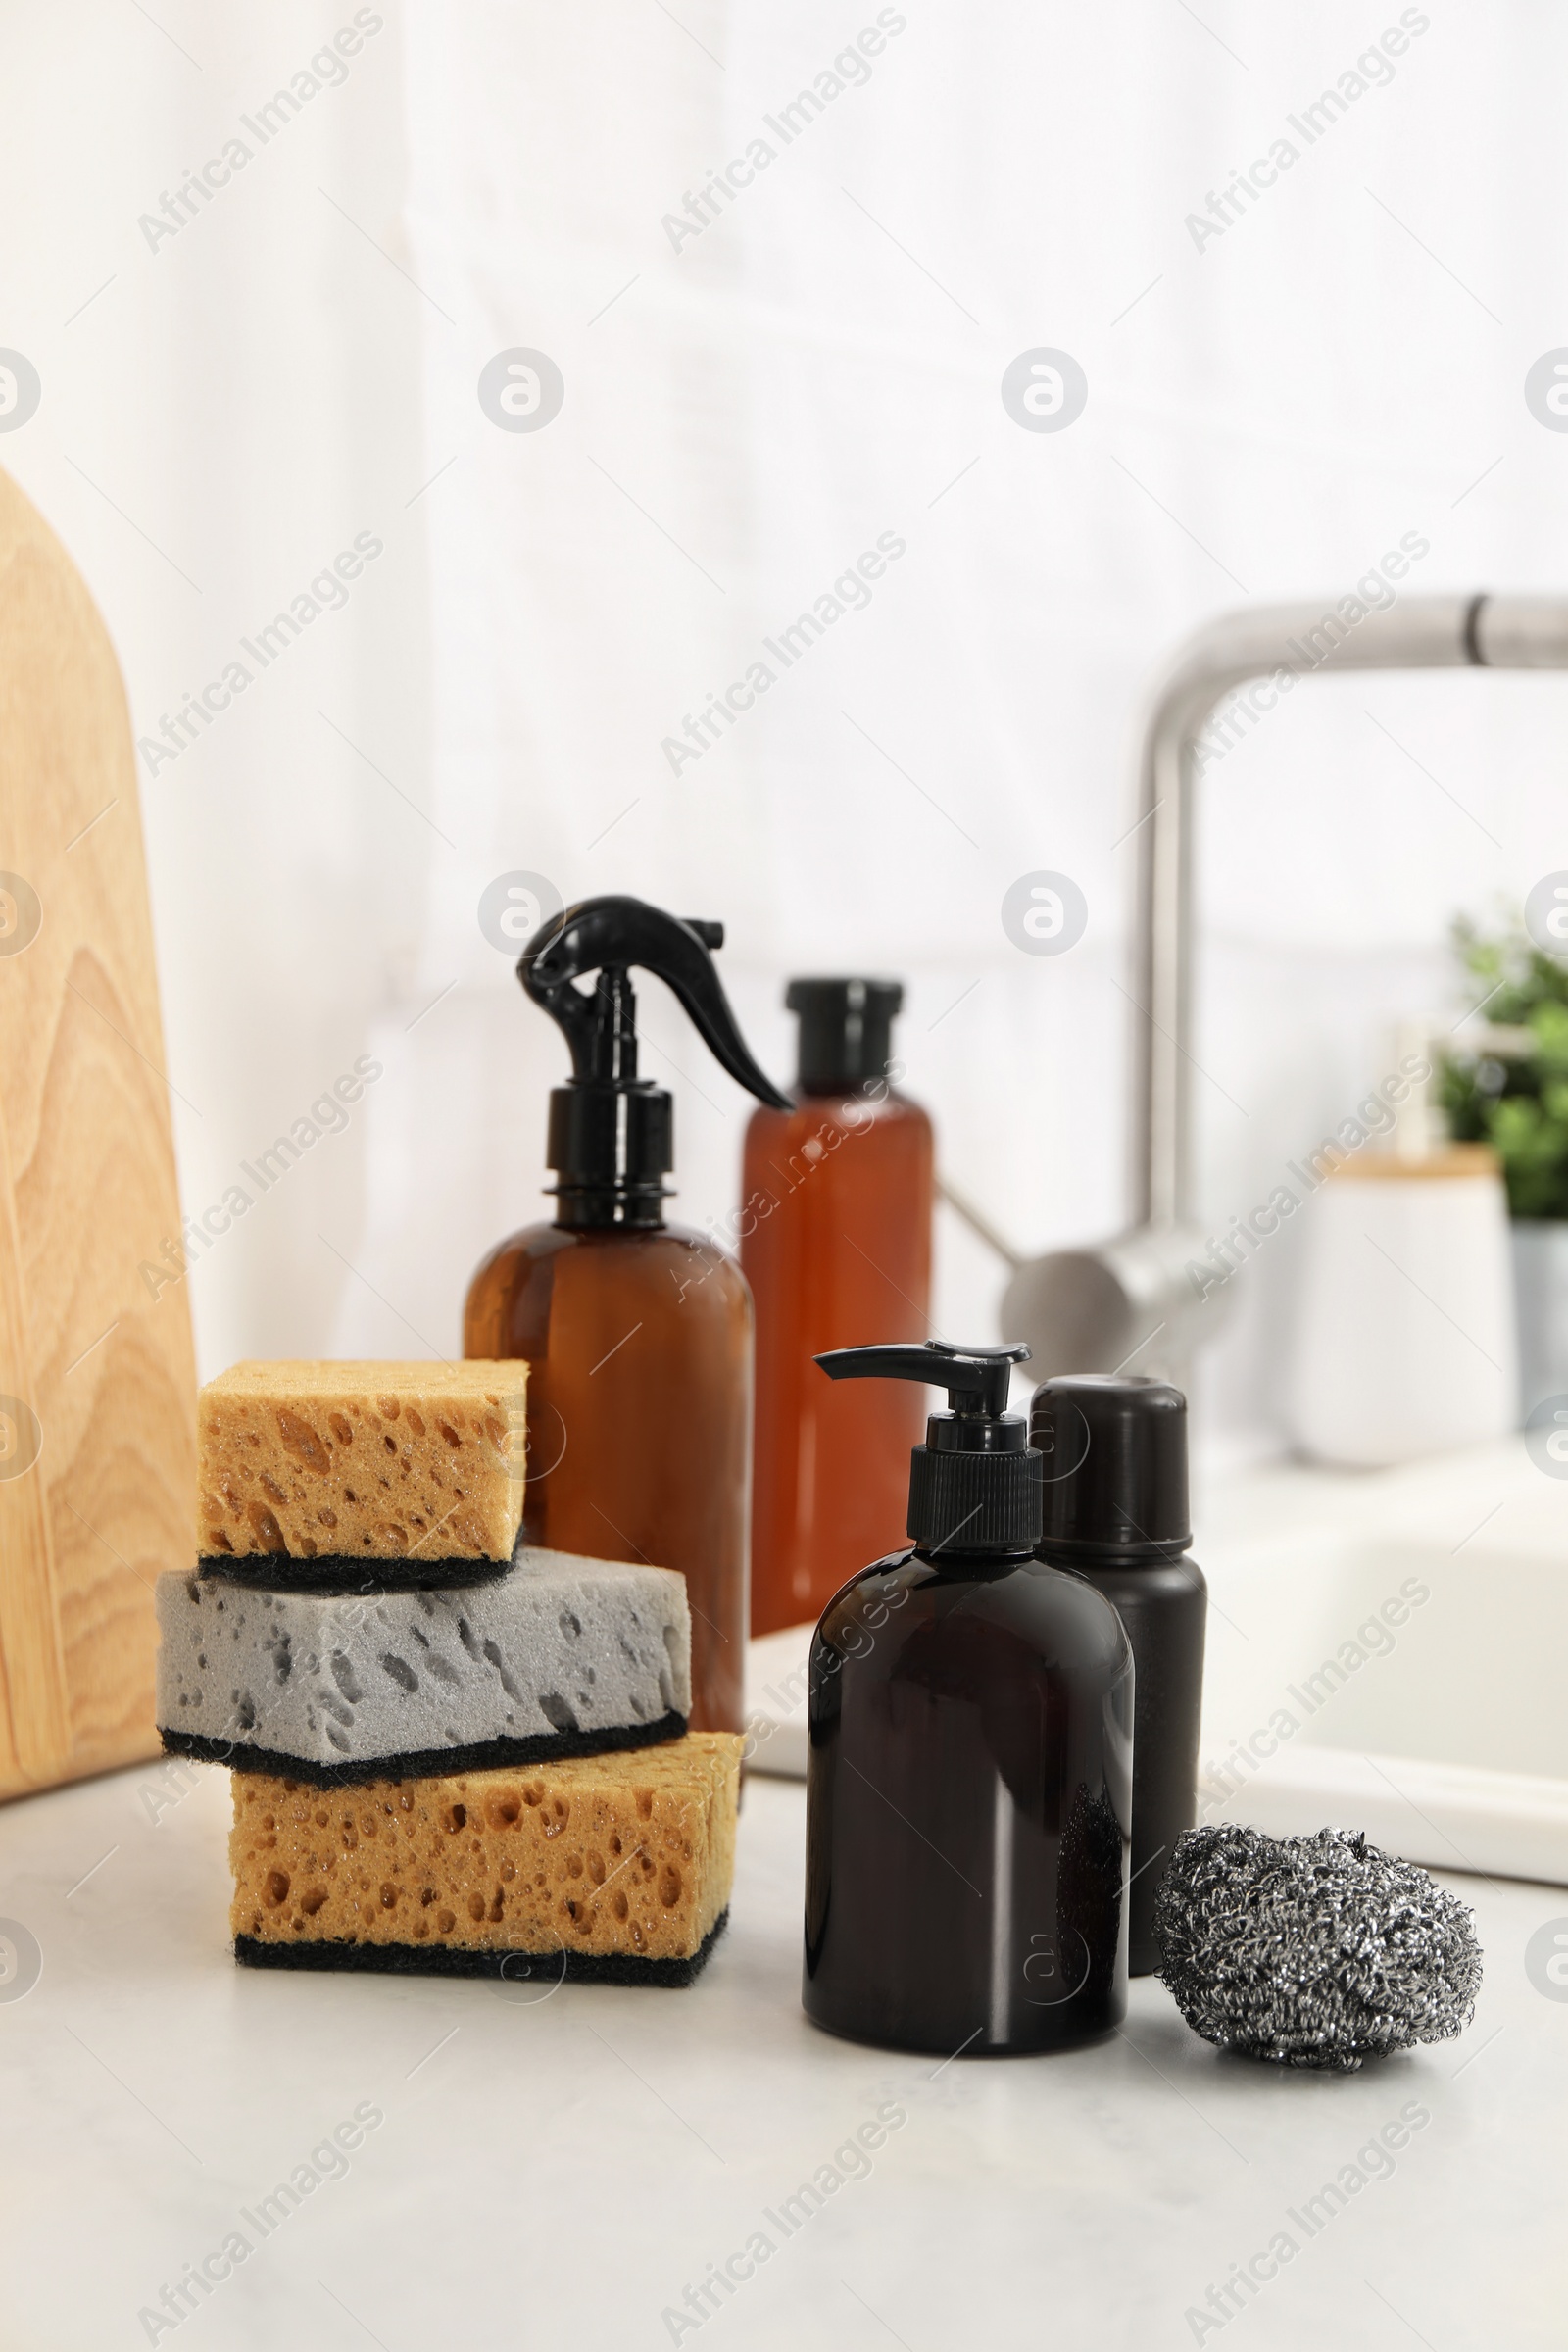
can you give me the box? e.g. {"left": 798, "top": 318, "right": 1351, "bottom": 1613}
{"left": 157, "top": 1548, "right": 690, "bottom": 1786}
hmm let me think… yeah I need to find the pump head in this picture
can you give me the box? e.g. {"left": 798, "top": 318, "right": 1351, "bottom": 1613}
{"left": 520, "top": 895, "right": 790, "bottom": 1228}
{"left": 815, "top": 1339, "right": 1042, "bottom": 1552}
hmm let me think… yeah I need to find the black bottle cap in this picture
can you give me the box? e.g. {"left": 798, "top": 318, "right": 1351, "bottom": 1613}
{"left": 816, "top": 1340, "right": 1040, "bottom": 1552}
{"left": 1030, "top": 1376, "right": 1191, "bottom": 1563}
{"left": 786, "top": 978, "right": 903, "bottom": 1095}
{"left": 521, "top": 897, "right": 790, "bottom": 1229}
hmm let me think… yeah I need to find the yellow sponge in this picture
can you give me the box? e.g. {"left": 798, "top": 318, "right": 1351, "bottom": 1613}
{"left": 199, "top": 1360, "right": 526, "bottom": 1565}
{"left": 229, "top": 1733, "right": 741, "bottom": 1984}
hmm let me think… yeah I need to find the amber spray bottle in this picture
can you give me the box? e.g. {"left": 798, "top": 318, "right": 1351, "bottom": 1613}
{"left": 463, "top": 898, "right": 790, "bottom": 1733}
{"left": 803, "top": 1341, "right": 1132, "bottom": 2055}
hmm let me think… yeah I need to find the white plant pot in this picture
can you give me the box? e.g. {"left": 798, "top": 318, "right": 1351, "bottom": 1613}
{"left": 1285, "top": 1148, "right": 1518, "bottom": 1467}
{"left": 1512, "top": 1219, "right": 1568, "bottom": 1417}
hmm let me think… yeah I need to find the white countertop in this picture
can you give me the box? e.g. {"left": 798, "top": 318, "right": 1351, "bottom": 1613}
{"left": 0, "top": 1755, "right": 1560, "bottom": 2349}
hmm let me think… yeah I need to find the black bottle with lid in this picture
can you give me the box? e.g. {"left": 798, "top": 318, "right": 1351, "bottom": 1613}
{"left": 803, "top": 1340, "right": 1132, "bottom": 2056}
{"left": 1030, "top": 1376, "right": 1207, "bottom": 1977}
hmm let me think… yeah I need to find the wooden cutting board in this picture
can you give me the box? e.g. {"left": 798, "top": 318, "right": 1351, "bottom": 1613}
{"left": 0, "top": 465, "right": 195, "bottom": 1800}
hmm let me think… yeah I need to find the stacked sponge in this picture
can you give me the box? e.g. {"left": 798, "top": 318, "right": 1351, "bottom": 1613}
{"left": 158, "top": 1362, "right": 740, "bottom": 1984}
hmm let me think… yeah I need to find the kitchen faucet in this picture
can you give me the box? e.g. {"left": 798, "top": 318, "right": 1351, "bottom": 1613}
{"left": 995, "top": 593, "right": 1568, "bottom": 1385}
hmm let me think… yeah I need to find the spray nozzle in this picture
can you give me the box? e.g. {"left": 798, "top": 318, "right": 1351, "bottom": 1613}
{"left": 520, "top": 895, "right": 788, "bottom": 1228}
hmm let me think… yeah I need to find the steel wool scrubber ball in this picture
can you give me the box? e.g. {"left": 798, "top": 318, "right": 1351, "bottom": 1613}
{"left": 1153, "top": 1824, "right": 1483, "bottom": 2071}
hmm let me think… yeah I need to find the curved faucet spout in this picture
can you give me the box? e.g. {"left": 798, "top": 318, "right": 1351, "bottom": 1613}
{"left": 1001, "top": 589, "right": 1568, "bottom": 1389}
{"left": 1132, "top": 592, "right": 1568, "bottom": 1230}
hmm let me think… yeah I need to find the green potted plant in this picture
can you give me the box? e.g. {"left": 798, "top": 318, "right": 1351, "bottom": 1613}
{"left": 1440, "top": 914, "right": 1568, "bottom": 1413}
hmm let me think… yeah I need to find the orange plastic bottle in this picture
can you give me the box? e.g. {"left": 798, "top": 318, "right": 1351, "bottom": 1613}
{"left": 742, "top": 981, "right": 933, "bottom": 1636}
{"left": 464, "top": 899, "right": 791, "bottom": 1734}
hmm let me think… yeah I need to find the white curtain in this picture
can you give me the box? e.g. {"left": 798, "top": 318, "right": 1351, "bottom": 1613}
{"left": 380, "top": 0, "right": 1568, "bottom": 1452}
{"left": 12, "top": 2, "right": 1567, "bottom": 1454}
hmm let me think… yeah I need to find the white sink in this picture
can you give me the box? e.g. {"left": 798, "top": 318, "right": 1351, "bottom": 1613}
{"left": 1196, "top": 1440, "right": 1566, "bottom": 1775}
{"left": 1190, "top": 1438, "right": 1568, "bottom": 1881}
{"left": 746, "top": 1438, "right": 1568, "bottom": 1885}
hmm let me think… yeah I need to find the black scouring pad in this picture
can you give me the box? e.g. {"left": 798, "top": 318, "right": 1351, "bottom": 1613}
{"left": 163, "top": 1710, "right": 687, "bottom": 1789}
{"left": 234, "top": 1908, "right": 729, "bottom": 1988}
{"left": 197, "top": 1548, "right": 514, "bottom": 1593}
{"left": 1153, "top": 1823, "right": 1483, "bottom": 2071}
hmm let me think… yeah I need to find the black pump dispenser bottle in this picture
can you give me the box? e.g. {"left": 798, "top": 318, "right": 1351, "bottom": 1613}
{"left": 803, "top": 1341, "right": 1132, "bottom": 2056}
{"left": 1030, "top": 1376, "right": 1206, "bottom": 1976}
